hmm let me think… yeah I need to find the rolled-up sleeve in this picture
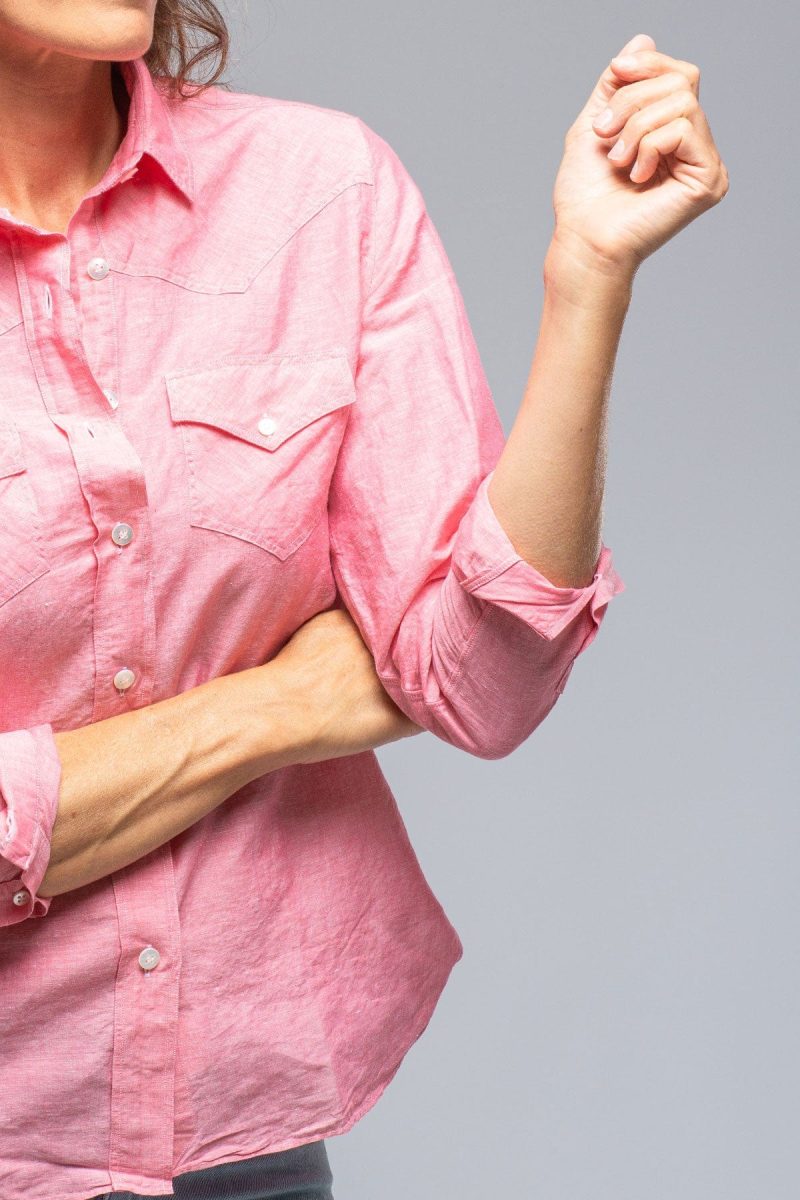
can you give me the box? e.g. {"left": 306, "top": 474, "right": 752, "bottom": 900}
{"left": 0, "top": 724, "right": 63, "bottom": 925}
{"left": 327, "top": 118, "right": 626, "bottom": 760}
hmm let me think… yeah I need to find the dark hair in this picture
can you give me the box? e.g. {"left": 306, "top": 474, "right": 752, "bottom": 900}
{"left": 144, "top": 0, "right": 233, "bottom": 100}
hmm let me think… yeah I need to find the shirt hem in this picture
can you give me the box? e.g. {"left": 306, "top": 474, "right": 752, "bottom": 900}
{"left": 33, "top": 927, "right": 464, "bottom": 1200}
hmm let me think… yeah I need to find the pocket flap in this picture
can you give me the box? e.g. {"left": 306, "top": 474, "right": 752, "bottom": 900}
{"left": 165, "top": 353, "right": 356, "bottom": 451}
{"left": 0, "top": 421, "right": 26, "bottom": 481}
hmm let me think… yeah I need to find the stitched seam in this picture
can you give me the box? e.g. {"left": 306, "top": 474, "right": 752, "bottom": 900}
{"left": 360, "top": 120, "right": 379, "bottom": 299}
{"left": 20, "top": 732, "right": 43, "bottom": 874}
{"left": 457, "top": 553, "right": 520, "bottom": 594}
{"left": 103, "top": 177, "right": 370, "bottom": 294}
{"left": 375, "top": 590, "right": 490, "bottom": 701}
{"left": 156, "top": 84, "right": 195, "bottom": 197}
{"left": 0, "top": 312, "right": 22, "bottom": 335}
{"left": 179, "top": 422, "right": 325, "bottom": 560}
{"left": 440, "top": 599, "right": 492, "bottom": 698}
{"left": 27, "top": 737, "right": 43, "bottom": 871}
{"left": 376, "top": 671, "right": 424, "bottom": 697}
{"left": 376, "top": 571, "right": 494, "bottom": 700}
{"left": 92, "top": 200, "right": 122, "bottom": 415}
{"left": 164, "top": 349, "right": 351, "bottom": 381}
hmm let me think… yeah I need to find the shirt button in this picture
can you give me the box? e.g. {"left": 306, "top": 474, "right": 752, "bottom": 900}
{"left": 113, "top": 667, "right": 136, "bottom": 692}
{"left": 257, "top": 415, "right": 277, "bottom": 437}
{"left": 87, "top": 256, "right": 109, "bottom": 280}
{"left": 12, "top": 888, "right": 30, "bottom": 906}
{"left": 103, "top": 388, "right": 118, "bottom": 409}
{"left": 111, "top": 522, "right": 134, "bottom": 547}
{"left": 138, "top": 946, "right": 161, "bottom": 971}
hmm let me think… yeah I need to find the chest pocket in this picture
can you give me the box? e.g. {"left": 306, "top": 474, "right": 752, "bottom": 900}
{"left": 165, "top": 353, "right": 356, "bottom": 561}
{"left": 0, "top": 421, "right": 50, "bottom": 609}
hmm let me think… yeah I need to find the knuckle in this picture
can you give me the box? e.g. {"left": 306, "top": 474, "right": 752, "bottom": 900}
{"left": 626, "top": 109, "right": 644, "bottom": 136}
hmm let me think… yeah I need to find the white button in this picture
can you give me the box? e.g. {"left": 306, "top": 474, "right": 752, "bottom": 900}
{"left": 138, "top": 946, "right": 160, "bottom": 971}
{"left": 87, "top": 256, "right": 109, "bottom": 280}
{"left": 111, "top": 522, "right": 134, "bottom": 546}
{"left": 103, "top": 388, "right": 118, "bottom": 409}
{"left": 257, "top": 415, "right": 277, "bottom": 437}
{"left": 12, "top": 888, "right": 30, "bottom": 906}
{"left": 113, "top": 667, "right": 136, "bottom": 692}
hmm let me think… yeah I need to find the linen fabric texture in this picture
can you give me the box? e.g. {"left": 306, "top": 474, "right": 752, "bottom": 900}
{"left": 0, "top": 55, "right": 625, "bottom": 1200}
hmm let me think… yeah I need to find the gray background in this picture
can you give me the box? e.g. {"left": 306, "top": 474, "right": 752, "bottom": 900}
{"left": 217, "top": 2, "right": 798, "bottom": 1197}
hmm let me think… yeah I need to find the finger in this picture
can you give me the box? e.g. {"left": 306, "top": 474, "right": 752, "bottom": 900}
{"left": 610, "top": 49, "right": 701, "bottom": 95}
{"left": 592, "top": 71, "right": 692, "bottom": 139}
{"left": 605, "top": 89, "right": 699, "bottom": 170}
{"left": 627, "top": 117, "right": 709, "bottom": 184}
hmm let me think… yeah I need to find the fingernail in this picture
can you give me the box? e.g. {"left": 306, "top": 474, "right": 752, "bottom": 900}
{"left": 607, "top": 139, "right": 626, "bottom": 161}
{"left": 611, "top": 55, "right": 638, "bottom": 69}
{"left": 595, "top": 107, "right": 614, "bottom": 130}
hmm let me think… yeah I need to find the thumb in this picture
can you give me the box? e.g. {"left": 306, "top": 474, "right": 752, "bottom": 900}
{"left": 617, "top": 31, "right": 656, "bottom": 56}
{"left": 584, "top": 31, "right": 657, "bottom": 108}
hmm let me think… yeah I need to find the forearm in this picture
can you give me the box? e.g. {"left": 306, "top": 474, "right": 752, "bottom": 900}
{"left": 487, "top": 237, "right": 634, "bottom": 588}
{"left": 39, "top": 663, "right": 301, "bottom": 898}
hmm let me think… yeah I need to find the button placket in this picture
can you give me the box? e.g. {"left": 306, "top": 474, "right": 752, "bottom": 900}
{"left": 7, "top": 217, "right": 179, "bottom": 1185}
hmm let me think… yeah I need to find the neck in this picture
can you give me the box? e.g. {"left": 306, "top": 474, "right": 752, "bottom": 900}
{"left": 0, "top": 35, "right": 127, "bottom": 229}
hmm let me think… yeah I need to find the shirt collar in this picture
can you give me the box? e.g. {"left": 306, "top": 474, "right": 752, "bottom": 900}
{"left": 0, "top": 55, "right": 195, "bottom": 236}
{"left": 113, "top": 55, "right": 196, "bottom": 204}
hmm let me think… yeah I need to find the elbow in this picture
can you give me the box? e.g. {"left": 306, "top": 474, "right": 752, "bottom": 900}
{"left": 427, "top": 681, "right": 563, "bottom": 761}
{"left": 384, "top": 605, "right": 580, "bottom": 760}
{"left": 476, "top": 695, "right": 563, "bottom": 760}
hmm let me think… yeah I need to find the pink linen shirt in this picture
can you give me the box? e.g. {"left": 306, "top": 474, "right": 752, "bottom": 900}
{"left": 0, "top": 54, "right": 625, "bottom": 1200}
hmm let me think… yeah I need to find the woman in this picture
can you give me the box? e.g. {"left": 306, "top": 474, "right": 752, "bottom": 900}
{"left": 0, "top": 3, "right": 728, "bottom": 1199}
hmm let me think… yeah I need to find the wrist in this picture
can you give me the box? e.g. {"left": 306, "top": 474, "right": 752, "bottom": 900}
{"left": 544, "top": 232, "right": 637, "bottom": 311}
{"left": 200, "top": 663, "right": 310, "bottom": 788}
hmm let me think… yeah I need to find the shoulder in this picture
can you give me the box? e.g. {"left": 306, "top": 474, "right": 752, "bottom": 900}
{"left": 161, "top": 82, "right": 396, "bottom": 188}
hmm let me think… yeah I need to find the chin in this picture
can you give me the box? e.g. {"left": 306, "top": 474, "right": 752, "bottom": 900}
{"left": 3, "top": 2, "right": 157, "bottom": 62}
{"left": 61, "top": 16, "right": 155, "bottom": 62}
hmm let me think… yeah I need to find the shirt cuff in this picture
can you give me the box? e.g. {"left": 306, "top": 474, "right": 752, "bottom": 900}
{"left": 0, "top": 724, "right": 63, "bottom": 925}
{"left": 451, "top": 469, "right": 626, "bottom": 642}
